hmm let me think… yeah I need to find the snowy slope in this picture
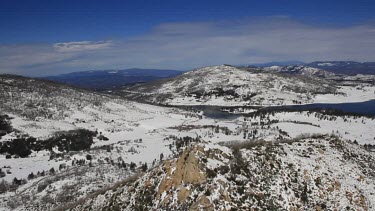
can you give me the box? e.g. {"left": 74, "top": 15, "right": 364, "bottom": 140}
{"left": 264, "top": 65, "right": 336, "bottom": 77}
{"left": 123, "top": 65, "right": 374, "bottom": 106}
{"left": 71, "top": 136, "right": 375, "bottom": 210}
{"left": 0, "top": 75, "right": 203, "bottom": 210}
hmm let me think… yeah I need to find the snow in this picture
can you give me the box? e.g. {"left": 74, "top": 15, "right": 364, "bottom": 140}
{"left": 312, "top": 86, "right": 375, "bottom": 104}
{"left": 0, "top": 153, "right": 62, "bottom": 182}
{"left": 128, "top": 65, "right": 374, "bottom": 107}
{"left": 0, "top": 70, "right": 374, "bottom": 210}
{"left": 317, "top": 62, "right": 334, "bottom": 66}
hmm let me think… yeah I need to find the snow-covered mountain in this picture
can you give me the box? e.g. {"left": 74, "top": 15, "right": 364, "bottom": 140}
{"left": 123, "top": 65, "right": 374, "bottom": 106}
{"left": 307, "top": 61, "right": 375, "bottom": 75}
{"left": 264, "top": 65, "right": 336, "bottom": 77}
{"left": 72, "top": 135, "right": 375, "bottom": 210}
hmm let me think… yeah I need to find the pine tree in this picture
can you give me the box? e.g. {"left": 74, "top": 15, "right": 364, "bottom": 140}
{"left": 27, "top": 172, "right": 35, "bottom": 180}
{"left": 142, "top": 163, "right": 148, "bottom": 172}
{"left": 49, "top": 167, "right": 55, "bottom": 175}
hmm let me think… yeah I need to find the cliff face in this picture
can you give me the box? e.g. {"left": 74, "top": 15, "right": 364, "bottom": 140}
{"left": 72, "top": 136, "right": 375, "bottom": 211}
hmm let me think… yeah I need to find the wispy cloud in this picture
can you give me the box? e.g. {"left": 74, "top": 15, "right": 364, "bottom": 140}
{"left": 1, "top": 17, "right": 375, "bottom": 76}
{"left": 53, "top": 41, "right": 112, "bottom": 52}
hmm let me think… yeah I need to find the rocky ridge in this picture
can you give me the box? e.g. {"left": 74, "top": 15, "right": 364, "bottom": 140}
{"left": 71, "top": 135, "right": 375, "bottom": 210}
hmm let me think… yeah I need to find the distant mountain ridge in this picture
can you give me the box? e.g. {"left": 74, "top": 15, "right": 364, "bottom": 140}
{"left": 43, "top": 68, "right": 183, "bottom": 90}
{"left": 263, "top": 65, "right": 335, "bottom": 77}
{"left": 248, "top": 61, "right": 375, "bottom": 75}
{"left": 306, "top": 61, "right": 375, "bottom": 75}
{"left": 247, "top": 61, "right": 305, "bottom": 67}
{"left": 42, "top": 61, "right": 375, "bottom": 91}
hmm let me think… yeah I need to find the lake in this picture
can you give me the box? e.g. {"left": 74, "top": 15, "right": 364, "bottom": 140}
{"left": 267, "top": 99, "right": 375, "bottom": 117}
{"left": 183, "top": 100, "right": 375, "bottom": 119}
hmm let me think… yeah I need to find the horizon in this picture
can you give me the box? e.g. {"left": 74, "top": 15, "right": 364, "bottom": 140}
{"left": 34, "top": 60, "right": 375, "bottom": 77}
{"left": 1, "top": 0, "right": 375, "bottom": 76}
{"left": 2, "top": 60, "right": 370, "bottom": 77}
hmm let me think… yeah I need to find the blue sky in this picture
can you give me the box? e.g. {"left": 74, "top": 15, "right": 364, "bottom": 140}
{"left": 1, "top": 0, "right": 375, "bottom": 75}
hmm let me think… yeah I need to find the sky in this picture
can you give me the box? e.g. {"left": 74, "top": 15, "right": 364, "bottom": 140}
{"left": 0, "top": 0, "right": 375, "bottom": 76}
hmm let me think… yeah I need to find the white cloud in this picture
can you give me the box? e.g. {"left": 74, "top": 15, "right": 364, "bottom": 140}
{"left": 53, "top": 40, "right": 112, "bottom": 52}
{"left": 1, "top": 17, "right": 375, "bottom": 76}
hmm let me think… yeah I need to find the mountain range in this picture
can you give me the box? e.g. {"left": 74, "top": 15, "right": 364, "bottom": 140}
{"left": 42, "top": 61, "right": 375, "bottom": 91}
{"left": 43, "top": 68, "right": 183, "bottom": 90}
{"left": 250, "top": 61, "right": 375, "bottom": 75}
{"left": 306, "top": 61, "right": 375, "bottom": 75}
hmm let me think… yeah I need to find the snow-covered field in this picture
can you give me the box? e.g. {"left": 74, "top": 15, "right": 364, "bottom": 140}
{"left": 1, "top": 100, "right": 374, "bottom": 181}
{"left": 312, "top": 85, "right": 375, "bottom": 104}
{"left": 2, "top": 95, "right": 374, "bottom": 210}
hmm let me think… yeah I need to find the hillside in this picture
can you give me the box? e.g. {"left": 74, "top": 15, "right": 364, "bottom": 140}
{"left": 123, "top": 65, "right": 374, "bottom": 106}
{"left": 0, "top": 75, "right": 109, "bottom": 120}
{"left": 71, "top": 135, "right": 375, "bottom": 210}
{"left": 263, "top": 65, "right": 335, "bottom": 78}
{"left": 0, "top": 75, "right": 200, "bottom": 210}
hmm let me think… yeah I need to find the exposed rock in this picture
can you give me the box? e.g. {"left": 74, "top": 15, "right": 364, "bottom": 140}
{"left": 71, "top": 136, "right": 375, "bottom": 210}
{"left": 158, "top": 146, "right": 206, "bottom": 196}
{"left": 178, "top": 188, "right": 190, "bottom": 202}
{"left": 190, "top": 196, "right": 214, "bottom": 211}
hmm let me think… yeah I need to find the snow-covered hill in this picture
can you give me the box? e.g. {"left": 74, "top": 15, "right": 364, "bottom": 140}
{"left": 123, "top": 65, "right": 374, "bottom": 106}
{"left": 0, "top": 75, "right": 202, "bottom": 210}
{"left": 0, "top": 75, "right": 109, "bottom": 120}
{"left": 71, "top": 135, "right": 375, "bottom": 210}
{"left": 264, "top": 65, "right": 336, "bottom": 77}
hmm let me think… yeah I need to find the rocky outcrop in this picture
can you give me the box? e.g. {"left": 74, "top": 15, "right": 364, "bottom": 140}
{"left": 72, "top": 136, "right": 375, "bottom": 211}
{"left": 158, "top": 146, "right": 207, "bottom": 196}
